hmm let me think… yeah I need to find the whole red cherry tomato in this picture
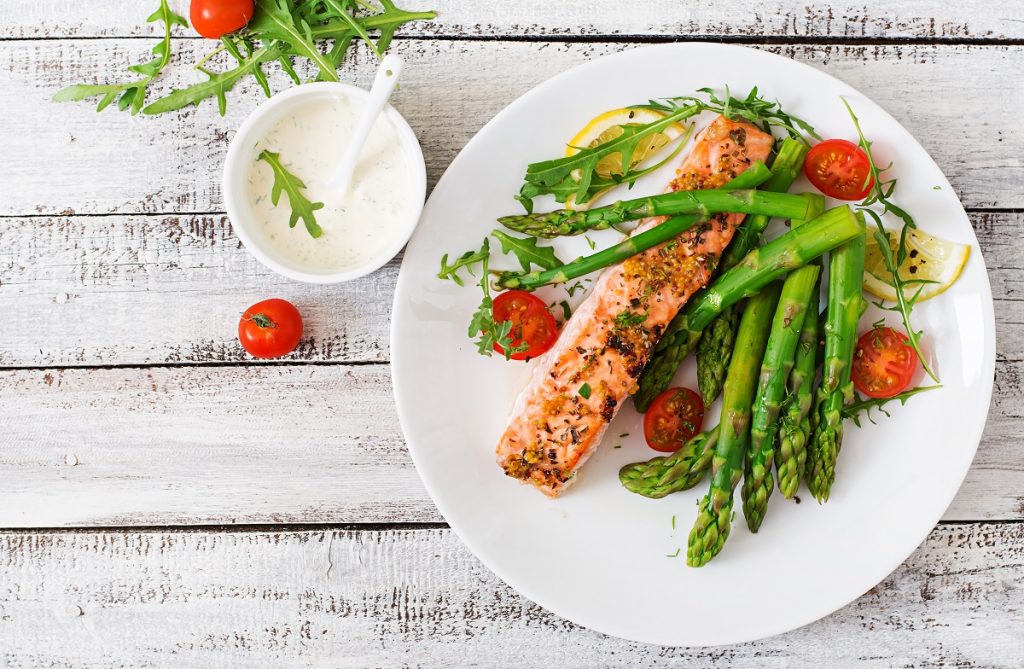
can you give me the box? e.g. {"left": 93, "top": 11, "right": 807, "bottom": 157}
{"left": 238, "top": 298, "right": 303, "bottom": 359}
{"left": 191, "top": 0, "right": 254, "bottom": 39}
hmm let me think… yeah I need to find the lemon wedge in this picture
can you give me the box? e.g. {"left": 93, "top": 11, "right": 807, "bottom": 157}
{"left": 563, "top": 108, "right": 686, "bottom": 209}
{"left": 863, "top": 226, "right": 970, "bottom": 302}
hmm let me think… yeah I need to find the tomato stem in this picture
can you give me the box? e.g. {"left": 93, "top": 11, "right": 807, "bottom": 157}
{"left": 247, "top": 312, "right": 276, "bottom": 329}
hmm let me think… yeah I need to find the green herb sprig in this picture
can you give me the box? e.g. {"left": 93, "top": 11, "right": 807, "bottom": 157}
{"left": 845, "top": 385, "right": 942, "bottom": 427}
{"left": 647, "top": 86, "right": 821, "bottom": 144}
{"left": 438, "top": 245, "right": 490, "bottom": 287}
{"left": 516, "top": 126, "right": 692, "bottom": 212}
{"left": 491, "top": 230, "right": 564, "bottom": 272}
{"left": 52, "top": 0, "right": 187, "bottom": 115}
{"left": 516, "top": 86, "right": 817, "bottom": 213}
{"left": 258, "top": 150, "right": 325, "bottom": 238}
{"left": 466, "top": 239, "right": 528, "bottom": 359}
{"left": 841, "top": 98, "right": 937, "bottom": 381}
{"left": 55, "top": 0, "right": 436, "bottom": 117}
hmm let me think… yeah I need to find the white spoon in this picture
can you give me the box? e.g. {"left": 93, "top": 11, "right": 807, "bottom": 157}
{"left": 326, "top": 53, "right": 403, "bottom": 200}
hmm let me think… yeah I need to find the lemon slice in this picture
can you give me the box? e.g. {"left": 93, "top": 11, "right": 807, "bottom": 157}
{"left": 863, "top": 226, "right": 970, "bottom": 302}
{"left": 563, "top": 108, "right": 686, "bottom": 209}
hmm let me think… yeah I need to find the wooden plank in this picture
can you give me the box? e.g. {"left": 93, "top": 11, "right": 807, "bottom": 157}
{"left": 4, "top": 0, "right": 1024, "bottom": 40}
{"left": 2, "top": 40, "right": 1022, "bottom": 215}
{"left": 0, "top": 214, "right": 396, "bottom": 366}
{"left": 2, "top": 211, "right": 1018, "bottom": 368}
{"left": 0, "top": 360, "right": 1020, "bottom": 527}
{"left": 1, "top": 523, "right": 1022, "bottom": 666}
{"left": 0, "top": 364, "right": 438, "bottom": 526}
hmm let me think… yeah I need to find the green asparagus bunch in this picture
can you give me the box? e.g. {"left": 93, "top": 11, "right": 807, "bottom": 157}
{"left": 695, "top": 311, "right": 739, "bottom": 405}
{"left": 741, "top": 262, "right": 820, "bottom": 532}
{"left": 634, "top": 205, "right": 862, "bottom": 411}
{"left": 776, "top": 304, "right": 825, "bottom": 498}
{"left": 494, "top": 213, "right": 704, "bottom": 290}
{"left": 775, "top": 194, "right": 826, "bottom": 499}
{"left": 494, "top": 180, "right": 815, "bottom": 291}
{"left": 694, "top": 139, "right": 809, "bottom": 405}
{"left": 688, "top": 283, "right": 782, "bottom": 567}
{"left": 498, "top": 182, "right": 814, "bottom": 240}
{"left": 618, "top": 430, "right": 718, "bottom": 498}
{"left": 806, "top": 214, "right": 868, "bottom": 502}
{"left": 500, "top": 162, "right": 772, "bottom": 237}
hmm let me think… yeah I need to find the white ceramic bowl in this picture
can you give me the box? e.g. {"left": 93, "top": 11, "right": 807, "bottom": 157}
{"left": 223, "top": 82, "right": 426, "bottom": 284}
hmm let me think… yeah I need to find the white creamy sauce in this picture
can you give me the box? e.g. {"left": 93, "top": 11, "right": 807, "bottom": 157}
{"left": 246, "top": 95, "right": 415, "bottom": 272}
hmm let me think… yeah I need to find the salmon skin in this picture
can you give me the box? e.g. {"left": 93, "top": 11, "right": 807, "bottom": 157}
{"left": 495, "top": 116, "right": 774, "bottom": 497}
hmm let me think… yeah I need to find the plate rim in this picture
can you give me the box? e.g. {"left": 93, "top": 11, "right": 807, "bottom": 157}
{"left": 390, "top": 41, "right": 997, "bottom": 646}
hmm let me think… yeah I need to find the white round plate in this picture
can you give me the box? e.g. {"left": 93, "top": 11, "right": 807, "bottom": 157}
{"left": 390, "top": 43, "right": 995, "bottom": 646}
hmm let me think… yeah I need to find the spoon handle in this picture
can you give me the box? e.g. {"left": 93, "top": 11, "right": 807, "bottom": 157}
{"left": 328, "top": 54, "right": 403, "bottom": 194}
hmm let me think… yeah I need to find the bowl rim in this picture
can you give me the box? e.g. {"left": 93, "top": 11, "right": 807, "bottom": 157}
{"left": 223, "top": 81, "right": 427, "bottom": 284}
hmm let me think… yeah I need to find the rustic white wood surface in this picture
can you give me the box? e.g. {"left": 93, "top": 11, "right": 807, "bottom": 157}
{"left": 1, "top": 0, "right": 1022, "bottom": 664}
{"left": 2, "top": 40, "right": 1023, "bottom": 215}
{"left": 5, "top": 0, "right": 1024, "bottom": 39}
{"left": 1, "top": 525, "right": 1023, "bottom": 667}
{"left": 1, "top": 357, "right": 1020, "bottom": 526}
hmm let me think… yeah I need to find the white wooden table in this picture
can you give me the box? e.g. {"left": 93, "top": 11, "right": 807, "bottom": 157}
{"left": 2, "top": 1, "right": 1022, "bottom": 665}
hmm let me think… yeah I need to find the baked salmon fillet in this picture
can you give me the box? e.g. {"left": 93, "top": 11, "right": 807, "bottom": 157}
{"left": 496, "top": 115, "right": 774, "bottom": 497}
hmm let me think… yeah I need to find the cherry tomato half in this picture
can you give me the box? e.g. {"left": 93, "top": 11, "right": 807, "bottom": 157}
{"left": 238, "top": 298, "right": 303, "bottom": 359}
{"left": 191, "top": 0, "right": 254, "bottom": 39}
{"left": 491, "top": 290, "right": 559, "bottom": 361}
{"left": 852, "top": 326, "right": 917, "bottom": 398}
{"left": 804, "top": 139, "right": 875, "bottom": 201}
{"left": 643, "top": 387, "right": 705, "bottom": 452}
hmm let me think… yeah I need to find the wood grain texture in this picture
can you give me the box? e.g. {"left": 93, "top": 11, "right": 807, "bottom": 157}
{"left": 3, "top": 0, "right": 1023, "bottom": 40}
{"left": 2, "top": 40, "right": 1023, "bottom": 215}
{"left": 1, "top": 524, "right": 1022, "bottom": 666}
{"left": 1, "top": 212, "right": 1018, "bottom": 368}
{"left": 1, "top": 359, "right": 1020, "bottom": 527}
{"left": 0, "top": 364, "right": 436, "bottom": 526}
{"left": 0, "top": 214, "right": 396, "bottom": 366}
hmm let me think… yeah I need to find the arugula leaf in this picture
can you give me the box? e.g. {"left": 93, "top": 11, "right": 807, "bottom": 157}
{"left": 65, "top": 1, "right": 435, "bottom": 117}
{"left": 842, "top": 98, "right": 937, "bottom": 381}
{"left": 516, "top": 86, "right": 817, "bottom": 212}
{"left": 491, "top": 230, "right": 563, "bottom": 272}
{"left": 515, "top": 129, "right": 690, "bottom": 212}
{"left": 840, "top": 98, "right": 914, "bottom": 229}
{"left": 317, "top": 0, "right": 383, "bottom": 58}
{"left": 53, "top": 0, "right": 186, "bottom": 116}
{"left": 257, "top": 150, "right": 325, "bottom": 238}
{"left": 466, "top": 239, "right": 527, "bottom": 359}
{"left": 438, "top": 245, "right": 488, "bottom": 286}
{"left": 519, "top": 110, "right": 697, "bottom": 211}
{"left": 844, "top": 385, "right": 941, "bottom": 427}
{"left": 649, "top": 86, "right": 821, "bottom": 143}
{"left": 145, "top": 43, "right": 281, "bottom": 116}
{"left": 250, "top": 0, "right": 340, "bottom": 82}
